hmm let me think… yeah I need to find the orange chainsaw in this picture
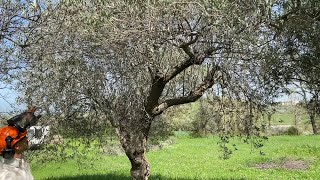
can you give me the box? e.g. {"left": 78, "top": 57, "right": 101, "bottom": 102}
{"left": 0, "top": 107, "right": 41, "bottom": 159}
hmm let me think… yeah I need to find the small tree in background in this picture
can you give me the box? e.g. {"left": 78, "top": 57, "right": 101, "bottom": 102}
{"left": 191, "top": 99, "right": 219, "bottom": 137}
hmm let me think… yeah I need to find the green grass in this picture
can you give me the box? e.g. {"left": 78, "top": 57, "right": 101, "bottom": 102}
{"left": 32, "top": 135, "right": 320, "bottom": 180}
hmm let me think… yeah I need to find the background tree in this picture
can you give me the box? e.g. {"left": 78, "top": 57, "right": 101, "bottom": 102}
{"left": 5, "top": 1, "right": 283, "bottom": 179}
{"left": 269, "top": 0, "right": 320, "bottom": 134}
{"left": 299, "top": 83, "right": 319, "bottom": 134}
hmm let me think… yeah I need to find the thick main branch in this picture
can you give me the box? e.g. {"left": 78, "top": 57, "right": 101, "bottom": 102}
{"left": 145, "top": 45, "right": 222, "bottom": 114}
{"left": 151, "top": 65, "right": 221, "bottom": 116}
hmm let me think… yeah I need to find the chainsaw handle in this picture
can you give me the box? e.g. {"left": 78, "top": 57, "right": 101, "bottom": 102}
{"left": 2, "top": 136, "right": 15, "bottom": 159}
{"left": 5, "top": 136, "right": 13, "bottom": 149}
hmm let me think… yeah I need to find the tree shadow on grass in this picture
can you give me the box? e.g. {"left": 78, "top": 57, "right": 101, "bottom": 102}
{"left": 151, "top": 175, "right": 246, "bottom": 180}
{"left": 44, "top": 174, "right": 131, "bottom": 180}
{"left": 44, "top": 173, "right": 246, "bottom": 180}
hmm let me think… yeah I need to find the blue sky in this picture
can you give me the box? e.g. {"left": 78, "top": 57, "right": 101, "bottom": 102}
{"left": 0, "top": 88, "right": 17, "bottom": 111}
{"left": 0, "top": 87, "right": 26, "bottom": 113}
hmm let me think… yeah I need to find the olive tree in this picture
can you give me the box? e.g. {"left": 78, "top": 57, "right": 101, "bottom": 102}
{"left": 13, "top": 1, "right": 277, "bottom": 179}
{"left": 269, "top": 0, "right": 320, "bottom": 134}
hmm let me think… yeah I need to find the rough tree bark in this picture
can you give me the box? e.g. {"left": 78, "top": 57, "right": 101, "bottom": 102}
{"left": 118, "top": 119, "right": 151, "bottom": 180}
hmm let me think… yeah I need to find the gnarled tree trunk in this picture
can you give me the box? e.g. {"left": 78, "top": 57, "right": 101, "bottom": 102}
{"left": 118, "top": 118, "right": 151, "bottom": 180}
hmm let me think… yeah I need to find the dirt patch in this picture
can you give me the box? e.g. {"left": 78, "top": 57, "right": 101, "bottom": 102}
{"left": 254, "top": 159, "right": 309, "bottom": 170}
{"left": 281, "top": 160, "right": 309, "bottom": 170}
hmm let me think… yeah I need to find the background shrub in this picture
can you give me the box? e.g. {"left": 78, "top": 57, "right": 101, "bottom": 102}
{"left": 287, "top": 126, "right": 300, "bottom": 135}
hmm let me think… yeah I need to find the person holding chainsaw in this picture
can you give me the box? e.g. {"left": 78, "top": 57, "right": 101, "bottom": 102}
{"left": 0, "top": 107, "right": 41, "bottom": 165}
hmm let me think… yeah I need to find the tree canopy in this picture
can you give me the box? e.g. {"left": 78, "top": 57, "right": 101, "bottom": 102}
{"left": 1, "top": 0, "right": 319, "bottom": 179}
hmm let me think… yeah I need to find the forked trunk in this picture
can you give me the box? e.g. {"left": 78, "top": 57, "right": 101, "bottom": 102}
{"left": 118, "top": 121, "right": 151, "bottom": 180}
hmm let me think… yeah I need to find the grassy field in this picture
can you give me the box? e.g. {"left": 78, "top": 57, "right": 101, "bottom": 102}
{"left": 32, "top": 135, "right": 320, "bottom": 180}
{"left": 31, "top": 104, "right": 320, "bottom": 179}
